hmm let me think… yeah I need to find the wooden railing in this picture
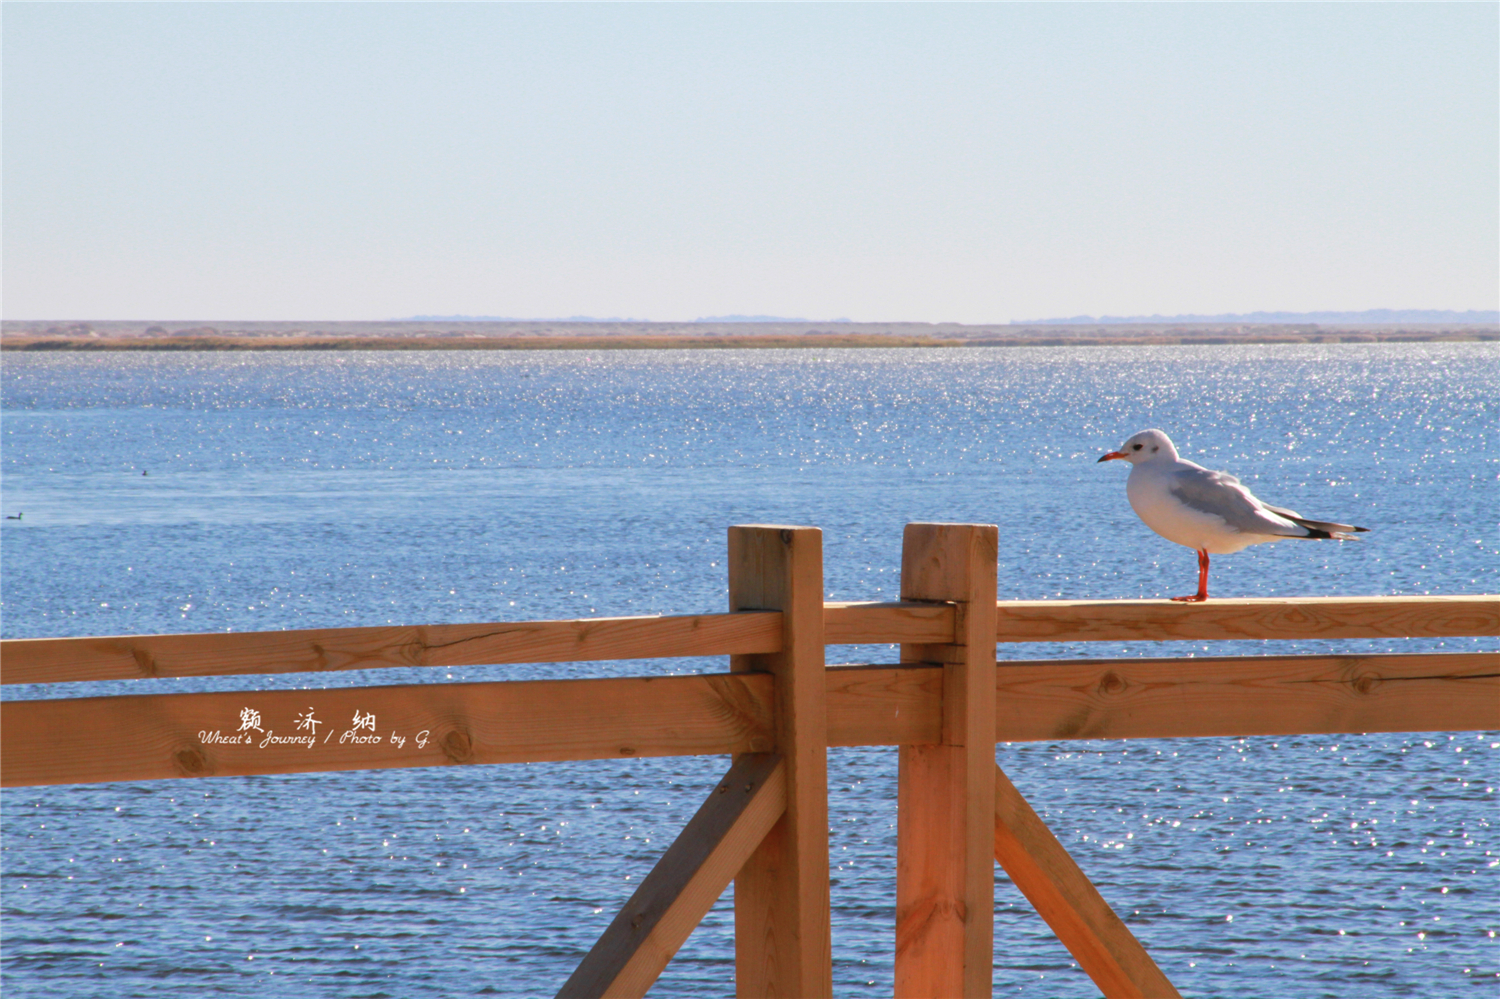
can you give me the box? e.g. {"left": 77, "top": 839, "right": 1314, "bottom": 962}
{"left": 3, "top": 523, "right": 1497, "bottom": 998}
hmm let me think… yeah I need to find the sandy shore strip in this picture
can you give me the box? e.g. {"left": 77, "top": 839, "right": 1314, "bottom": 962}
{"left": 3, "top": 320, "right": 1495, "bottom": 351}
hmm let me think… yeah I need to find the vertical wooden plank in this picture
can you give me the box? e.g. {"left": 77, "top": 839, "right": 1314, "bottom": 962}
{"left": 728, "top": 525, "right": 832, "bottom": 999}
{"left": 992, "top": 763, "right": 1181, "bottom": 999}
{"left": 895, "top": 744, "right": 966, "bottom": 998}
{"left": 895, "top": 523, "right": 999, "bottom": 999}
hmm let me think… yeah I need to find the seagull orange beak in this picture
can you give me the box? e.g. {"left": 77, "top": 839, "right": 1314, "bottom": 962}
{"left": 1097, "top": 451, "right": 1126, "bottom": 463}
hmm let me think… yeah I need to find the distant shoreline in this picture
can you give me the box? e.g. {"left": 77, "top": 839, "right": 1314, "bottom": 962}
{"left": 2, "top": 319, "right": 1495, "bottom": 352}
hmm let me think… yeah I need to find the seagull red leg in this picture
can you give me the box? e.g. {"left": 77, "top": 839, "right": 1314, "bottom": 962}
{"left": 1171, "top": 549, "right": 1210, "bottom": 602}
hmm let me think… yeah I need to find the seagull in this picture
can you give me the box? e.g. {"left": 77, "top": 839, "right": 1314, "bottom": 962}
{"left": 1098, "top": 429, "right": 1368, "bottom": 602}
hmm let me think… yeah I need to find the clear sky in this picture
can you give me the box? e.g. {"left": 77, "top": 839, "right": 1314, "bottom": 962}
{"left": 3, "top": 2, "right": 1496, "bottom": 323}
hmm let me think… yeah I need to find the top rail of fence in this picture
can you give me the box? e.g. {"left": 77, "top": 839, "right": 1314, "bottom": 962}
{"left": 2, "top": 595, "right": 1494, "bottom": 686}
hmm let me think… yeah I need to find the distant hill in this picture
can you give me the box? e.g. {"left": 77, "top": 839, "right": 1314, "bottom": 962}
{"left": 697, "top": 314, "right": 805, "bottom": 322}
{"left": 404, "top": 314, "right": 856, "bottom": 323}
{"left": 1017, "top": 309, "right": 1500, "bottom": 325}
{"left": 402, "top": 314, "right": 651, "bottom": 322}
{"left": 695, "top": 314, "right": 853, "bottom": 323}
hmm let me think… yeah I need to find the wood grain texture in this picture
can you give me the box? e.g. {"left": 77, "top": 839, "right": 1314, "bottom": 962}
{"left": 0, "top": 611, "right": 783, "bottom": 685}
{"left": 6, "top": 596, "right": 1493, "bottom": 687}
{"left": 992, "top": 652, "right": 1500, "bottom": 742}
{"left": 825, "top": 664, "right": 943, "bottom": 747}
{"left": 994, "top": 595, "right": 1499, "bottom": 643}
{"left": 823, "top": 601, "right": 955, "bottom": 646}
{"left": 895, "top": 744, "right": 966, "bottom": 999}
{"left": 728, "top": 526, "right": 832, "bottom": 999}
{"left": 6, "top": 653, "right": 1492, "bottom": 788}
{"left": 992, "top": 764, "right": 1180, "bottom": 999}
{"left": 825, "top": 654, "right": 1499, "bottom": 747}
{"left": 895, "top": 524, "right": 999, "bottom": 999}
{"left": 557, "top": 754, "right": 787, "bottom": 999}
{"left": 0, "top": 672, "right": 774, "bottom": 787}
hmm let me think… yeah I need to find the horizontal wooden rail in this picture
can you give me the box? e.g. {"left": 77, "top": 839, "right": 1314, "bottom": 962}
{"left": 832, "top": 595, "right": 1500, "bottom": 646}
{"left": 995, "top": 595, "right": 1499, "bottom": 643}
{"left": 0, "top": 672, "right": 776, "bottom": 787}
{"left": 833, "top": 652, "right": 1500, "bottom": 746}
{"left": 0, "top": 611, "right": 784, "bottom": 685}
{"left": 3, "top": 602, "right": 952, "bottom": 686}
{"left": 5, "top": 652, "right": 1494, "bottom": 787}
{"left": 823, "top": 600, "right": 954, "bottom": 645}
{"left": 5, "top": 595, "right": 1494, "bottom": 687}
{"left": 994, "top": 650, "right": 1500, "bottom": 741}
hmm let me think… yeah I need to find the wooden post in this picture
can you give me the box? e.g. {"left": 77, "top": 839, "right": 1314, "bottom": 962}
{"left": 895, "top": 523, "right": 999, "bottom": 999}
{"left": 728, "top": 526, "right": 832, "bottom": 998}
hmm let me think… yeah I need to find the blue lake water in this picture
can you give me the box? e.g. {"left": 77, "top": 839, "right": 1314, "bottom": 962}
{"left": 2, "top": 345, "right": 1497, "bottom": 996}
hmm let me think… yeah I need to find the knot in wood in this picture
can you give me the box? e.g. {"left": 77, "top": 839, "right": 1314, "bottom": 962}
{"left": 130, "top": 647, "right": 158, "bottom": 678}
{"left": 1352, "top": 672, "right": 1380, "bottom": 695}
{"left": 1098, "top": 671, "right": 1126, "bottom": 695}
{"left": 441, "top": 729, "right": 474, "bottom": 763}
{"left": 174, "top": 748, "right": 208, "bottom": 775}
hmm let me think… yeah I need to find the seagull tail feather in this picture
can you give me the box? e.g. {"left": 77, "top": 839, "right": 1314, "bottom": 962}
{"left": 1285, "top": 515, "right": 1369, "bottom": 540}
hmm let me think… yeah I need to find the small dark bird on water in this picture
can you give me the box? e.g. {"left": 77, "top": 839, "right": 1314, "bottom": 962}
{"left": 6, "top": 512, "right": 21, "bottom": 520}
{"left": 1098, "top": 429, "right": 1368, "bottom": 602}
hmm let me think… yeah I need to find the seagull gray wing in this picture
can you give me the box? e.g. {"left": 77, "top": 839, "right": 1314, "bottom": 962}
{"left": 1167, "top": 466, "right": 1308, "bottom": 537}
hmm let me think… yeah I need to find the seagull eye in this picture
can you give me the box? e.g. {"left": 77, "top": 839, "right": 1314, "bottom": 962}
{"left": 1131, "top": 444, "right": 1142, "bottom": 451}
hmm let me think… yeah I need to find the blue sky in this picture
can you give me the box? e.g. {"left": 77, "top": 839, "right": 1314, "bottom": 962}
{"left": 3, "top": 2, "right": 1496, "bottom": 322}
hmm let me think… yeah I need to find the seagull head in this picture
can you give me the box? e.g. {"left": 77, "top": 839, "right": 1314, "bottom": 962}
{"left": 1098, "top": 428, "right": 1178, "bottom": 465}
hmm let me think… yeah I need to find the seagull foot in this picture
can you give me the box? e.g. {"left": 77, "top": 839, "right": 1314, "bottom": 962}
{"left": 1170, "top": 594, "right": 1208, "bottom": 603}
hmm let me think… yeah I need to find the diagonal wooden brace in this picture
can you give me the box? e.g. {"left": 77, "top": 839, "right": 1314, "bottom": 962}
{"left": 557, "top": 753, "right": 787, "bottom": 999}
{"left": 992, "top": 763, "right": 1181, "bottom": 999}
